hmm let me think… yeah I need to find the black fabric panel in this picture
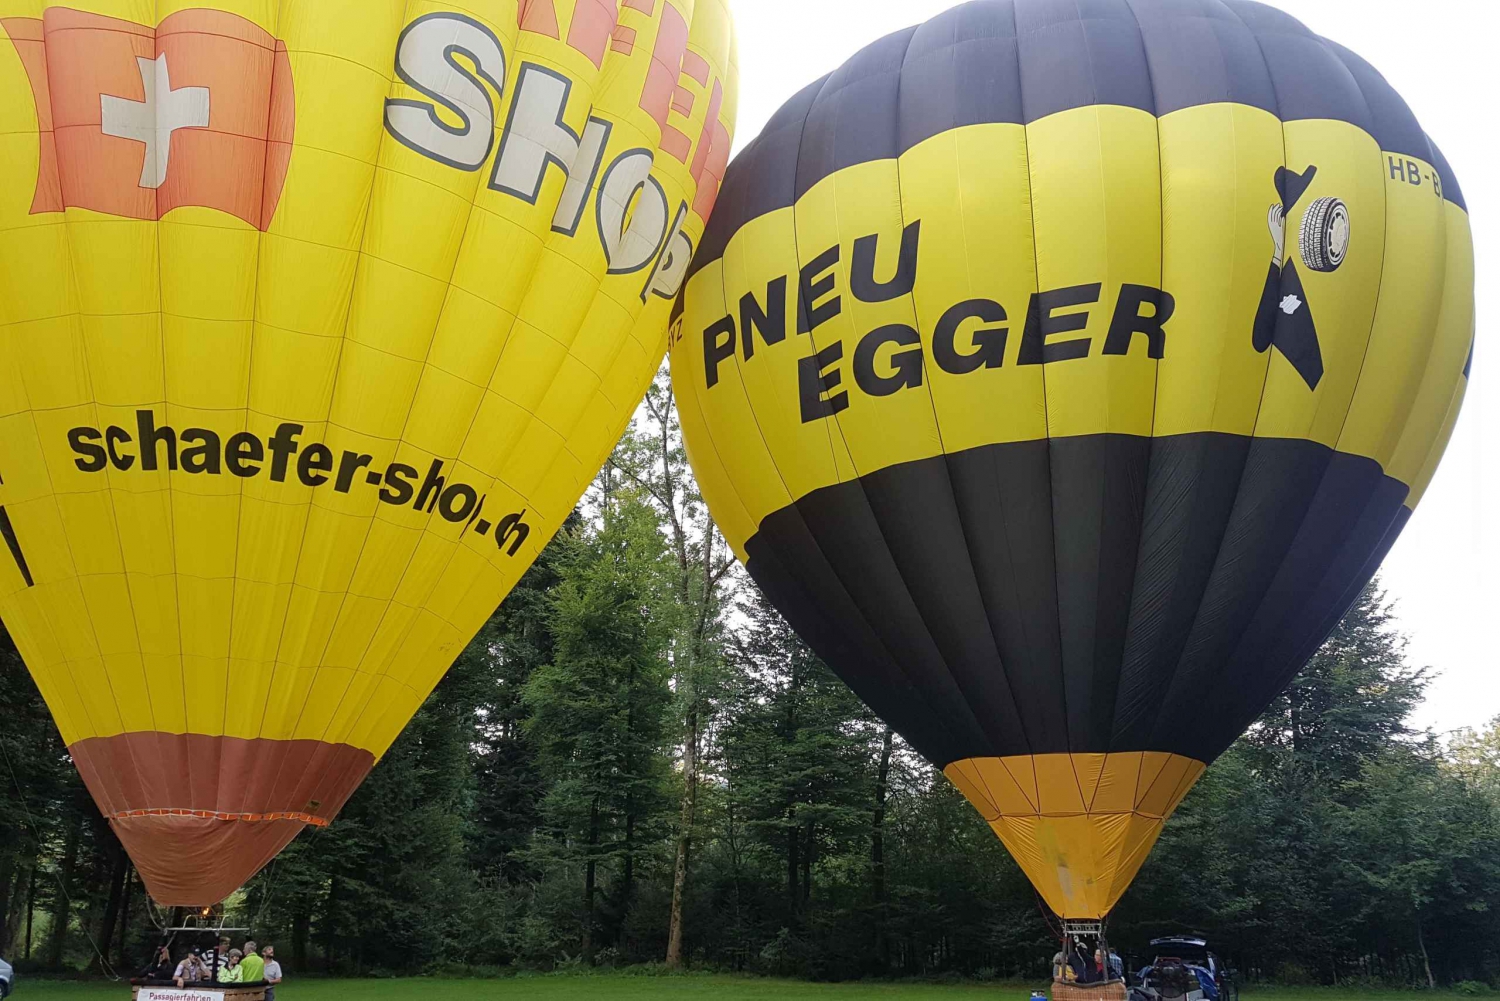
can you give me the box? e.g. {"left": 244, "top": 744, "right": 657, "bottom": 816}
{"left": 1321, "top": 40, "right": 1428, "bottom": 161}
{"left": 1128, "top": 0, "right": 1278, "bottom": 117}
{"left": 946, "top": 441, "right": 1069, "bottom": 753}
{"left": 852, "top": 449, "right": 1035, "bottom": 754}
{"left": 747, "top": 493, "right": 986, "bottom": 769}
{"left": 1110, "top": 433, "right": 1254, "bottom": 750}
{"left": 768, "top": 461, "right": 1009, "bottom": 765}
{"left": 1014, "top": 0, "right": 1156, "bottom": 122}
{"left": 1145, "top": 446, "right": 1410, "bottom": 762}
{"left": 1140, "top": 439, "right": 1338, "bottom": 749}
{"left": 1219, "top": 0, "right": 1374, "bottom": 134}
{"left": 899, "top": 2, "right": 1025, "bottom": 150}
{"left": 1284, "top": 494, "right": 1410, "bottom": 677}
{"left": 1050, "top": 436, "right": 1152, "bottom": 753}
{"left": 689, "top": 0, "right": 1467, "bottom": 284}
{"left": 744, "top": 433, "right": 1412, "bottom": 767}
{"left": 793, "top": 27, "right": 918, "bottom": 203}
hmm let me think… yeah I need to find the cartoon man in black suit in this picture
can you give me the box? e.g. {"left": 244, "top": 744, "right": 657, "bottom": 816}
{"left": 1255, "top": 165, "right": 1351, "bottom": 392}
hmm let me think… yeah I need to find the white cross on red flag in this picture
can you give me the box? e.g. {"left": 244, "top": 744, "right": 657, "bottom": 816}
{"left": 2, "top": 7, "right": 294, "bottom": 232}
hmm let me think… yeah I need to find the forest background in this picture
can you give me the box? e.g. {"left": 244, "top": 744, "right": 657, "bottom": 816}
{"left": 1, "top": 373, "right": 1497, "bottom": 988}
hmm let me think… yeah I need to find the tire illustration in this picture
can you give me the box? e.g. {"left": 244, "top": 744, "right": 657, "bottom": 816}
{"left": 1300, "top": 195, "right": 1351, "bottom": 273}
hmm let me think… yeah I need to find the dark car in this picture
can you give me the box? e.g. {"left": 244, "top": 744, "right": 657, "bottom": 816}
{"left": 1132, "top": 936, "right": 1236, "bottom": 1001}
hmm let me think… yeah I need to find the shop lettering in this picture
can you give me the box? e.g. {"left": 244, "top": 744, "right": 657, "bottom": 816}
{"left": 385, "top": 9, "right": 712, "bottom": 302}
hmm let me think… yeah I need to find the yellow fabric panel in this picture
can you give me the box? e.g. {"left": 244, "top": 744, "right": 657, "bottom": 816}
{"left": 1336, "top": 153, "right": 1449, "bottom": 468}
{"left": 948, "top": 759, "right": 1012, "bottom": 819}
{"left": 990, "top": 812, "right": 1134, "bottom": 920}
{"left": 1136, "top": 753, "right": 1203, "bottom": 819}
{"left": 1101, "top": 813, "right": 1173, "bottom": 911}
{"left": 1031, "top": 753, "right": 1090, "bottom": 816}
{"left": 1134, "top": 752, "right": 1172, "bottom": 807}
{"left": 798, "top": 160, "right": 935, "bottom": 480}
{"left": 1028, "top": 105, "right": 1162, "bottom": 440}
{"left": 905, "top": 124, "right": 1044, "bottom": 454}
{"left": 672, "top": 313, "right": 760, "bottom": 566}
{"left": 1152, "top": 104, "right": 1282, "bottom": 438}
{"left": 1068, "top": 753, "right": 1109, "bottom": 812}
{"left": 947, "top": 752, "right": 1206, "bottom": 918}
{"left": 711, "top": 206, "right": 814, "bottom": 517}
{"left": 1088, "top": 753, "right": 1144, "bottom": 815}
{"left": 0, "top": 0, "right": 737, "bottom": 754}
{"left": 1395, "top": 204, "right": 1475, "bottom": 507}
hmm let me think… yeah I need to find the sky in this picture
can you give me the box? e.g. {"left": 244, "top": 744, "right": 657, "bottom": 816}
{"left": 718, "top": 0, "right": 1498, "bottom": 736}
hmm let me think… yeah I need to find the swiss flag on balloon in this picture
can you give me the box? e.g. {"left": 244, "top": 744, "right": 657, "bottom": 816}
{"left": 2, "top": 7, "right": 294, "bottom": 231}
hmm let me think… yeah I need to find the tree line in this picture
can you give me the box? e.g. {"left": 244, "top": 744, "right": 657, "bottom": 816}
{"left": 1, "top": 373, "right": 1497, "bottom": 986}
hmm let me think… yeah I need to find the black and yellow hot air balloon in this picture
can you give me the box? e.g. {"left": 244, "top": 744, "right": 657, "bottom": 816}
{"left": 0, "top": 0, "right": 735, "bottom": 906}
{"left": 673, "top": 0, "right": 1472, "bottom": 922}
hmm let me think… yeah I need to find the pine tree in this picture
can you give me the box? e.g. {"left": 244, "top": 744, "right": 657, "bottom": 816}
{"left": 464, "top": 519, "right": 575, "bottom": 884}
{"left": 1448, "top": 717, "right": 1500, "bottom": 804}
{"left": 523, "top": 494, "right": 676, "bottom": 962}
{"left": 608, "top": 371, "right": 736, "bottom": 967}
{"left": 1245, "top": 580, "right": 1429, "bottom": 782}
{"left": 0, "top": 622, "right": 97, "bottom": 965}
{"left": 718, "top": 586, "right": 880, "bottom": 925}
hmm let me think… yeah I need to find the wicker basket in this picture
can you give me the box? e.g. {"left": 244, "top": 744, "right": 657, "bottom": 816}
{"left": 1052, "top": 979, "right": 1128, "bottom": 1001}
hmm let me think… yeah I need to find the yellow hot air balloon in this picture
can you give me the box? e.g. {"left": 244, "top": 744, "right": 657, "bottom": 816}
{"left": 0, "top": 0, "right": 736, "bottom": 906}
{"left": 673, "top": 0, "right": 1472, "bottom": 923}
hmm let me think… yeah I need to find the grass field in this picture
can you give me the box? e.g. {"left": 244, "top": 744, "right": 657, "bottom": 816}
{"left": 6, "top": 977, "right": 1462, "bottom": 1001}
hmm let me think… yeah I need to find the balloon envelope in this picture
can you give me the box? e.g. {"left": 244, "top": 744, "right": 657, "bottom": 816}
{"left": 0, "top": 0, "right": 735, "bottom": 905}
{"left": 673, "top": 0, "right": 1472, "bottom": 919}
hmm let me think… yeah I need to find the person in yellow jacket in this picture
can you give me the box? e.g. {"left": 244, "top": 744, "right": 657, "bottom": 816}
{"left": 217, "top": 950, "right": 244, "bottom": 984}
{"left": 239, "top": 942, "right": 265, "bottom": 983}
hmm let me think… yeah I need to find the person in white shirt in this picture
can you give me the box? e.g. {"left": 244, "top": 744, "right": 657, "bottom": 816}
{"left": 262, "top": 944, "right": 283, "bottom": 1001}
